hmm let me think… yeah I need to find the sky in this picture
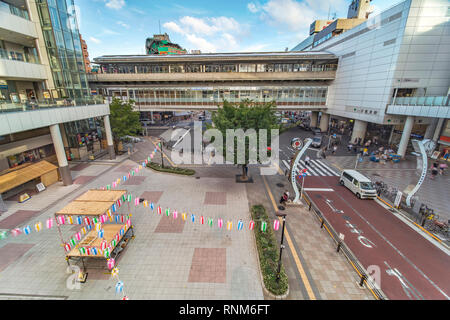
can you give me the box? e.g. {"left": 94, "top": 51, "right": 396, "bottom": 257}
{"left": 75, "top": 0, "right": 398, "bottom": 61}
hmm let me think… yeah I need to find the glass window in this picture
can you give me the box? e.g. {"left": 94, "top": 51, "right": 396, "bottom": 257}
{"left": 54, "top": 30, "right": 65, "bottom": 49}
{"left": 56, "top": 0, "right": 67, "bottom": 12}
{"left": 63, "top": 31, "right": 74, "bottom": 50}
{"left": 59, "top": 12, "right": 70, "bottom": 32}
{"left": 49, "top": 7, "right": 61, "bottom": 30}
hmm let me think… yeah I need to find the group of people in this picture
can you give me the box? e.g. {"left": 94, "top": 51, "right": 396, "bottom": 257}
{"left": 430, "top": 161, "right": 447, "bottom": 179}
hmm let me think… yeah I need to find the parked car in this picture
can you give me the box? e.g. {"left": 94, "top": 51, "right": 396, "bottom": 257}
{"left": 122, "top": 135, "right": 143, "bottom": 143}
{"left": 311, "top": 135, "right": 323, "bottom": 148}
{"left": 339, "top": 170, "right": 377, "bottom": 199}
{"left": 298, "top": 122, "right": 311, "bottom": 131}
{"left": 311, "top": 127, "right": 321, "bottom": 135}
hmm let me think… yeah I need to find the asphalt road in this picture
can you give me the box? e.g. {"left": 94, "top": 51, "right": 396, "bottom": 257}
{"left": 302, "top": 175, "right": 450, "bottom": 300}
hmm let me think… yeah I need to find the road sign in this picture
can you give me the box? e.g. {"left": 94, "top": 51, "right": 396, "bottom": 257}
{"left": 291, "top": 138, "right": 303, "bottom": 150}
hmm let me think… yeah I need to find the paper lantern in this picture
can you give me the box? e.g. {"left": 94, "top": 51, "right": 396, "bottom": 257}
{"left": 123, "top": 175, "right": 127, "bottom": 182}
{"left": 111, "top": 267, "right": 119, "bottom": 277}
{"left": 46, "top": 218, "right": 53, "bottom": 229}
{"left": 126, "top": 219, "right": 131, "bottom": 227}
{"left": 58, "top": 216, "right": 66, "bottom": 225}
{"left": 122, "top": 296, "right": 129, "bottom": 300}
{"left": 107, "top": 258, "right": 115, "bottom": 270}
{"left": 81, "top": 227, "right": 87, "bottom": 235}
{"left": 208, "top": 218, "right": 213, "bottom": 227}
{"left": 134, "top": 198, "right": 139, "bottom": 206}
{"left": 11, "top": 228, "right": 22, "bottom": 237}
{"left": 0, "top": 231, "right": 7, "bottom": 240}
{"left": 143, "top": 200, "right": 148, "bottom": 208}
{"left": 157, "top": 206, "right": 162, "bottom": 215}
{"left": 145, "top": 159, "right": 148, "bottom": 164}
{"left": 150, "top": 154, "right": 154, "bottom": 159}
{"left": 107, "top": 209, "right": 112, "bottom": 218}
{"left": 150, "top": 202, "right": 154, "bottom": 210}
{"left": 119, "top": 228, "right": 124, "bottom": 236}
{"left": 112, "top": 203, "right": 117, "bottom": 213}
{"left": 200, "top": 216, "right": 204, "bottom": 225}
{"left": 226, "top": 221, "right": 232, "bottom": 231}
{"left": 131, "top": 170, "right": 135, "bottom": 176}
{"left": 173, "top": 210, "right": 178, "bottom": 219}
{"left": 64, "top": 243, "right": 71, "bottom": 252}
{"left": 249, "top": 220, "right": 255, "bottom": 230}
{"left": 23, "top": 226, "right": 31, "bottom": 235}
{"left": 115, "top": 233, "right": 120, "bottom": 241}
{"left": 191, "top": 214, "right": 195, "bottom": 223}
{"left": 106, "top": 184, "right": 111, "bottom": 190}
{"left": 67, "top": 216, "right": 73, "bottom": 225}
{"left": 111, "top": 239, "right": 117, "bottom": 247}
{"left": 98, "top": 229, "right": 104, "bottom": 238}
{"left": 273, "top": 219, "right": 280, "bottom": 231}
{"left": 120, "top": 215, "right": 125, "bottom": 223}
{"left": 84, "top": 217, "right": 90, "bottom": 225}
{"left": 237, "top": 220, "right": 243, "bottom": 231}
{"left": 103, "top": 248, "right": 110, "bottom": 258}
{"left": 165, "top": 208, "right": 170, "bottom": 217}
{"left": 79, "top": 247, "right": 86, "bottom": 255}
{"left": 86, "top": 247, "right": 91, "bottom": 256}
{"left": 86, "top": 224, "right": 92, "bottom": 231}
{"left": 139, "top": 164, "right": 143, "bottom": 169}
{"left": 101, "top": 240, "right": 107, "bottom": 251}
{"left": 100, "top": 214, "right": 107, "bottom": 224}
{"left": 76, "top": 216, "right": 83, "bottom": 225}
{"left": 112, "top": 181, "right": 117, "bottom": 188}
{"left": 115, "top": 215, "right": 120, "bottom": 223}
{"left": 70, "top": 238, "right": 77, "bottom": 246}
{"left": 261, "top": 221, "right": 267, "bottom": 232}
{"left": 115, "top": 281, "right": 124, "bottom": 293}
{"left": 182, "top": 213, "right": 187, "bottom": 221}
{"left": 75, "top": 232, "right": 82, "bottom": 241}
{"left": 91, "top": 247, "right": 98, "bottom": 255}
{"left": 218, "top": 219, "right": 223, "bottom": 229}
{"left": 95, "top": 223, "right": 102, "bottom": 231}
{"left": 34, "top": 222, "right": 42, "bottom": 232}
{"left": 93, "top": 217, "right": 99, "bottom": 224}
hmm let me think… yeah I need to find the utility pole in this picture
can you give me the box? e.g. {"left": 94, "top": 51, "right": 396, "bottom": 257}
{"left": 276, "top": 212, "right": 287, "bottom": 283}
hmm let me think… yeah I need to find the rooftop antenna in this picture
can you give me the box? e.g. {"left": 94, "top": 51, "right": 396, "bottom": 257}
{"left": 327, "top": 4, "right": 331, "bottom": 20}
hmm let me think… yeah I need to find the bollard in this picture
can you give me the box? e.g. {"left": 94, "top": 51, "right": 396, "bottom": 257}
{"left": 309, "top": 202, "right": 312, "bottom": 211}
{"left": 337, "top": 241, "right": 341, "bottom": 252}
{"left": 359, "top": 274, "right": 366, "bottom": 287}
{"left": 320, "top": 218, "right": 324, "bottom": 229}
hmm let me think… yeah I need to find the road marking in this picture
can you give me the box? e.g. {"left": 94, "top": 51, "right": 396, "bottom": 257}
{"left": 303, "top": 188, "right": 334, "bottom": 192}
{"left": 172, "top": 128, "right": 191, "bottom": 148}
{"left": 315, "top": 159, "right": 340, "bottom": 176}
{"left": 261, "top": 175, "right": 316, "bottom": 300}
{"left": 149, "top": 137, "right": 177, "bottom": 167}
{"left": 308, "top": 160, "right": 330, "bottom": 176}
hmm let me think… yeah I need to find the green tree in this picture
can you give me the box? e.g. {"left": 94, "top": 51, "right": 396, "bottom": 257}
{"left": 210, "top": 99, "right": 280, "bottom": 181}
{"left": 109, "top": 98, "right": 142, "bottom": 151}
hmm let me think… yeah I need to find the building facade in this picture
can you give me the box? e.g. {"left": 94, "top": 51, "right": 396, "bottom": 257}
{"left": 0, "top": 0, "right": 114, "bottom": 196}
{"left": 292, "top": 0, "right": 450, "bottom": 157}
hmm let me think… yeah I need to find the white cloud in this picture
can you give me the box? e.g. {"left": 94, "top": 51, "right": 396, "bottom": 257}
{"left": 89, "top": 36, "right": 101, "bottom": 44}
{"left": 117, "top": 21, "right": 130, "bottom": 29}
{"left": 185, "top": 34, "right": 217, "bottom": 53}
{"left": 105, "top": 0, "right": 125, "bottom": 10}
{"left": 247, "top": 2, "right": 261, "bottom": 13}
{"left": 163, "top": 21, "right": 185, "bottom": 35}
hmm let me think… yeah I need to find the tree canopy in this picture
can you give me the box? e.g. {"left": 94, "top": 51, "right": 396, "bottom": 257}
{"left": 109, "top": 98, "right": 142, "bottom": 141}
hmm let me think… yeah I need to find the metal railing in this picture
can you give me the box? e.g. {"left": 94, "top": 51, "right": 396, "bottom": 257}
{"left": 301, "top": 190, "right": 387, "bottom": 300}
{"left": 0, "top": 0, "right": 30, "bottom": 20}
{"left": 391, "top": 96, "right": 449, "bottom": 107}
{"left": 0, "top": 48, "right": 40, "bottom": 64}
{"left": 0, "top": 96, "right": 107, "bottom": 113}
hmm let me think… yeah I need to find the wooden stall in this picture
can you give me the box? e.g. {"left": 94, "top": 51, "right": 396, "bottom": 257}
{"left": 0, "top": 160, "right": 59, "bottom": 195}
{"left": 55, "top": 189, "right": 134, "bottom": 280}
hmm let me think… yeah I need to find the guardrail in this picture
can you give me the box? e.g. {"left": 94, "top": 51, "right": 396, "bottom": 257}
{"left": 0, "top": 97, "right": 107, "bottom": 113}
{"left": 300, "top": 191, "right": 387, "bottom": 300}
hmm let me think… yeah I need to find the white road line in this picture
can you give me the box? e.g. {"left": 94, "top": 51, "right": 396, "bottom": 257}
{"left": 282, "top": 160, "right": 290, "bottom": 170}
{"left": 304, "top": 188, "right": 334, "bottom": 191}
{"left": 316, "top": 159, "right": 341, "bottom": 176}
{"left": 298, "top": 160, "right": 315, "bottom": 176}
{"left": 306, "top": 160, "right": 328, "bottom": 176}
{"left": 172, "top": 128, "right": 191, "bottom": 148}
{"left": 311, "top": 159, "right": 337, "bottom": 176}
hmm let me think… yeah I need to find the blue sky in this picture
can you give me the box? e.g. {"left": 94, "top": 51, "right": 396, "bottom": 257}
{"left": 75, "top": 0, "right": 397, "bottom": 60}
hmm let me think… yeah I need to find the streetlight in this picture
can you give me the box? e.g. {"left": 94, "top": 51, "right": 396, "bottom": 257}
{"left": 276, "top": 211, "right": 287, "bottom": 283}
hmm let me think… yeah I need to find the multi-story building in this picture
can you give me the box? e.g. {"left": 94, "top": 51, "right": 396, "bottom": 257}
{"left": 292, "top": 0, "right": 450, "bottom": 158}
{"left": 80, "top": 34, "right": 91, "bottom": 73}
{"left": 87, "top": 51, "right": 338, "bottom": 122}
{"left": 0, "top": 0, "right": 114, "bottom": 201}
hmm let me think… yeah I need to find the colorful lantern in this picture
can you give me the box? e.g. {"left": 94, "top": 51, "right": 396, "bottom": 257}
{"left": 11, "top": 228, "right": 21, "bottom": 237}
{"left": 134, "top": 197, "right": 139, "bottom": 206}
{"left": 58, "top": 216, "right": 65, "bottom": 225}
{"left": 81, "top": 227, "right": 87, "bottom": 235}
{"left": 107, "top": 209, "right": 112, "bottom": 218}
{"left": 182, "top": 213, "right": 187, "bottom": 221}
{"left": 237, "top": 220, "right": 243, "bottom": 231}
{"left": 101, "top": 240, "right": 107, "bottom": 251}
{"left": 165, "top": 208, "right": 170, "bottom": 217}
{"left": 79, "top": 247, "right": 86, "bottom": 255}
{"left": 117, "top": 199, "right": 122, "bottom": 208}
{"left": 122, "top": 296, "right": 129, "bottom": 300}
{"left": 100, "top": 214, "right": 107, "bottom": 224}
{"left": 200, "top": 216, "right": 204, "bottom": 225}
{"left": 0, "top": 231, "right": 7, "bottom": 240}
{"left": 107, "top": 258, "right": 115, "bottom": 270}
{"left": 119, "top": 228, "right": 124, "bottom": 236}
{"left": 126, "top": 219, "right": 131, "bottom": 228}
{"left": 150, "top": 202, "right": 154, "bottom": 210}
{"left": 115, "top": 281, "right": 124, "bottom": 293}
{"left": 249, "top": 220, "right": 255, "bottom": 230}
{"left": 208, "top": 218, "right": 213, "bottom": 227}
{"left": 46, "top": 218, "right": 53, "bottom": 229}
{"left": 86, "top": 247, "right": 91, "bottom": 256}
{"left": 112, "top": 203, "right": 117, "bottom": 213}
{"left": 86, "top": 224, "right": 92, "bottom": 231}
{"left": 33, "top": 222, "right": 42, "bottom": 232}
{"left": 75, "top": 232, "right": 81, "bottom": 241}
{"left": 95, "top": 223, "right": 102, "bottom": 231}
{"left": 111, "top": 239, "right": 117, "bottom": 247}
{"left": 157, "top": 206, "right": 162, "bottom": 215}
{"left": 218, "top": 219, "right": 223, "bottom": 229}
{"left": 273, "top": 219, "right": 280, "bottom": 231}
{"left": 93, "top": 217, "right": 99, "bottom": 224}
{"left": 191, "top": 214, "right": 195, "bottom": 223}
{"left": 23, "top": 226, "right": 31, "bottom": 235}
{"left": 98, "top": 229, "right": 104, "bottom": 238}
{"left": 103, "top": 248, "right": 110, "bottom": 258}
{"left": 106, "top": 184, "right": 111, "bottom": 190}
{"left": 64, "top": 243, "right": 71, "bottom": 252}
{"left": 91, "top": 247, "right": 98, "bottom": 255}
{"left": 261, "top": 221, "right": 267, "bottom": 232}
{"left": 173, "top": 210, "right": 178, "bottom": 219}
{"left": 76, "top": 216, "right": 83, "bottom": 225}
{"left": 120, "top": 215, "right": 125, "bottom": 223}
{"left": 143, "top": 200, "right": 148, "bottom": 208}
{"left": 84, "top": 217, "right": 90, "bottom": 225}
{"left": 150, "top": 154, "right": 154, "bottom": 159}
{"left": 67, "top": 216, "right": 73, "bottom": 224}
{"left": 226, "top": 221, "right": 232, "bottom": 231}
{"left": 70, "top": 238, "right": 77, "bottom": 246}
{"left": 111, "top": 267, "right": 119, "bottom": 277}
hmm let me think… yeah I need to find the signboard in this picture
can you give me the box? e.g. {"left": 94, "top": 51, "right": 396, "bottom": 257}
{"left": 43, "top": 91, "right": 51, "bottom": 99}
{"left": 0, "top": 80, "right": 8, "bottom": 89}
{"left": 339, "top": 233, "right": 345, "bottom": 241}
{"left": 36, "top": 183, "right": 46, "bottom": 192}
{"left": 394, "top": 191, "right": 402, "bottom": 208}
{"left": 431, "top": 151, "right": 440, "bottom": 159}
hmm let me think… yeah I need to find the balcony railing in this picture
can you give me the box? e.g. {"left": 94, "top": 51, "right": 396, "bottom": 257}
{"left": 0, "top": 48, "right": 40, "bottom": 64}
{"left": 391, "top": 96, "right": 449, "bottom": 107}
{"left": 0, "top": 0, "right": 30, "bottom": 20}
{"left": 0, "top": 96, "right": 107, "bottom": 113}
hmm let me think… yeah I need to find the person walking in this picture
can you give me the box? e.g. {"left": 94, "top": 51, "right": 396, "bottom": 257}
{"left": 439, "top": 162, "right": 447, "bottom": 175}
{"left": 332, "top": 145, "right": 338, "bottom": 155}
{"left": 279, "top": 190, "right": 289, "bottom": 205}
{"left": 305, "top": 155, "right": 310, "bottom": 166}
{"left": 431, "top": 161, "right": 439, "bottom": 180}
{"left": 348, "top": 143, "right": 353, "bottom": 152}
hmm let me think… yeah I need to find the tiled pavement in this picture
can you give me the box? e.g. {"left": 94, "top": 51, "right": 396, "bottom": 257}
{"left": 326, "top": 155, "right": 450, "bottom": 221}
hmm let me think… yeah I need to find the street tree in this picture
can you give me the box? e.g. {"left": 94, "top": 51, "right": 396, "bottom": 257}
{"left": 109, "top": 98, "right": 142, "bottom": 152}
{"left": 210, "top": 99, "right": 279, "bottom": 181}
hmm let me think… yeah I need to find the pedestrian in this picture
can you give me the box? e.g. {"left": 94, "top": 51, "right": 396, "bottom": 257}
{"left": 431, "top": 161, "right": 439, "bottom": 180}
{"left": 322, "top": 147, "right": 327, "bottom": 159}
{"left": 332, "top": 145, "right": 337, "bottom": 155}
{"left": 439, "top": 162, "right": 447, "bottom": 175}
{"left": 348, "top": 143, "right": 353, "bottom": 152}
{"left": 305, "top": 155, "right": 310, "bottom": 166}
{"left": 279, "top": 190, "right": 289, "bottom": 205}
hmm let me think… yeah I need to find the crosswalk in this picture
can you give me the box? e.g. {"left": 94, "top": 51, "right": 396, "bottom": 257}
{"left": 281, "top": 158, "right": 340, "bottom": 177}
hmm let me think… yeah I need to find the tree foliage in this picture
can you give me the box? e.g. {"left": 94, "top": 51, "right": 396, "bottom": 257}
{"left": 210, "top": 99, "right": 280, "bottom": 167}
{"left": 109, "top": 98, "right": 142, "bottom": 141}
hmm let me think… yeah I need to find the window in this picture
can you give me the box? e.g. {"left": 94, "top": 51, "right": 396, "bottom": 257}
{"left": 343, "top": 172, "right": 353, "bottom": 181}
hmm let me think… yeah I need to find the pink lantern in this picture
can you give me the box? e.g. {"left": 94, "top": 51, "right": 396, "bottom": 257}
{"left": 173, "top": 210, "right": 178, "bottom": 219}
{"left": 107, "top": 258, "right": 115, "bottom": 270}
{"left": 126, "top": 219, "right": 131, "bottom": 227}
{"left": 46, "top": 218, "right": 53, "bottom": 229}
{"left": 11, "top": 228, "right": 22, "bottom": 237}
{"left": 273, "top": 219, "right": 280, "bottom": 231}
{"left": 58, "top": 216, "right": 66, "bottom": 225}
{"left": 100, "top": 214, "right": 107, "bottom": 224}
{"left": 218, "top": 219, "right": 223, "bottom": 229}
{"left": 75, "top": 232, "right": 81, "bottom": 241}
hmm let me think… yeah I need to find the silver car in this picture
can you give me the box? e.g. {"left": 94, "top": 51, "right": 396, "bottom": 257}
{"left": 311, "top": 135, "right": 322, "bottom": 148}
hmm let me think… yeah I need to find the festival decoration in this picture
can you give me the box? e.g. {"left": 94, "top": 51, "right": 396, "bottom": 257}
{"left": 98, "top": 229, "right": 104, "bottom": 238}
{"left": 91, "top": 247, "right": 98, "bottom": 255}
{"left": 75, "top": 232, "right": 81, "bottom": 241}
{"left": 23, "top": 226, "right": 31, "bottom": 235}
{"left": 273, "top": 219, "right": 280, "bottom": 231}
{"left": 101, "top": 240, "right": 107, "bottom": 251}
{"left": 261, "top": 221, "right": 267, "bottom": 232}
{"left": 249, "top": 220, "right": 255, "bottom": 230}
{"left": 11, "top": 228, "right": 21, "bottom": 237}
{"left": 107, "top": 258, "right": 115, "bottom": 270}
{"left": 218, "top": 219, "right": 223, "bottom": 229}
{"left": 134, "top": 197, "right": 140, "bottom": 206}
{"left": 226, "top": 221, "right": 232, "bottom": 231}
{"left": 67, "top": 216, "right": 73, "bottom": 225}
{"left": 173, "top": 210, "right": 178, "bottom": 219}
{"left": 165, "top": 208, "right": 170, "bottom": 217}
{"left": 34, "top": 222, "right": 42, "bottom": 232}
{"left": 46, "top": 218, "right": 54, "bottom": 229}
{"left": 0, "top": 231, "right": 7, "bottom": 239}
{"left": 237, "top": 220, "right": 243, "bottom": 231}
{"left": 81, "top": 227, "right": 87, "bottom": 235}
{"left": 115, "top": 281, "right": 124, "bottom": 293}
{"left": 182, "top": 213, "right": 187, "bottom": 221}
{"left": 64, "top": 243, "right": 71, "bottom": 252}
{"left": 208, "top": 218, "right": 213, "bottom": 227}
{"left": 103, "top": 248, "right": 110, "bottom": 258}
{"left": 84, "top": 217, "right": 90, "bottom": 225}
{"left": 157, "top": 206, "right": 162, "bottom": 215}
{"left": 111, "top": 267, "right": 119, "bottom": 277}
{"left": 70, "top": 238, "right": 77, "bottom": 246}
{"left": 76, "top": 216, "right": 83, "bottom": 225}
{"left": 200, "top": 216, "right": 204, "bottom": 225}
{"left": 57, "top": 216, "right": 65, "bottom": 225}
{"left": 150, "top": 202, "right": 154, "bottom": 210}
{"left": 191, "top": 214, "right": 195, "bottom": 223}
{"left": 143, "top": 200, "right": 148, "bottom": 208}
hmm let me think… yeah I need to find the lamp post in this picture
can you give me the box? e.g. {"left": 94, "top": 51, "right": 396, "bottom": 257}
{"left": 276, "top": 211, "right": 287, "bottom": 283}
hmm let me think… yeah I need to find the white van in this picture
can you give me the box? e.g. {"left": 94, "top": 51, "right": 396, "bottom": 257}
{"left": 339, "top": 170, "right": 377, "bottom": 199}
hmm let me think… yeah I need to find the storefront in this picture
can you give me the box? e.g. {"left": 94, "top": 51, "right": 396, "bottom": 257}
{"left": 63, "top": 117, "right": 106, "bottom": 160}
{"left": 437, "top": 119, "right": 450, "bottom": 161}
